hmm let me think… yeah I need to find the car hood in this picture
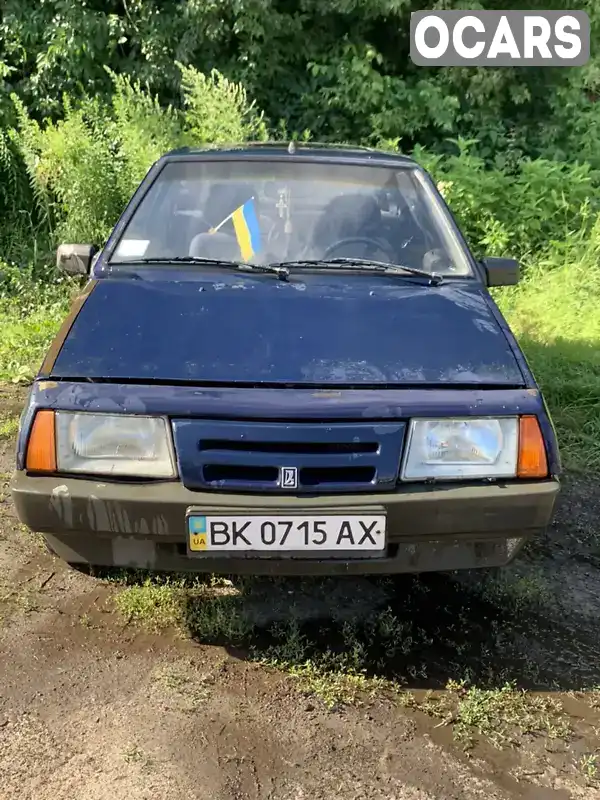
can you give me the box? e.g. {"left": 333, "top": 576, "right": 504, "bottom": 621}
{"left": 48, "top": 273, "right": 524, "bottom": 386}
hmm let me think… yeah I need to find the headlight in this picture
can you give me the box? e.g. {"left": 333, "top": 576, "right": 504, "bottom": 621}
{"left": 55, "top": 412, "right": 177, "bottom": 478}
{"left": 401, "top": 418, "right": 518, "bottom": 480}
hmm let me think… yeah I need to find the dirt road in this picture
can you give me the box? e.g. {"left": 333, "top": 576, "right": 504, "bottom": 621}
{"left": 1, "top": 384, "right": 599, "bottom": 800}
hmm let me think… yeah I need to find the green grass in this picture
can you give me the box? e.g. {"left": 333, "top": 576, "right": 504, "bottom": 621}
{"left": 0, "top": 415, "right": 19, "bottom": 440}
{"left": 0, "top": 296, "right": 70, "bottom": 383}
{"left": 282, "top": 661, "right": 392, "bottom": 709}
{"left": 496, "top": 246, "right": 600, "bottom": 471}
{"left": 415, "top": 679, "right": 570, "bottom": 749}
{"left": 470, "top": 567, "right": 552, "bottom": 612}
{"left": 114, "top": 577, "right": 188, "bottom": 631}
{"left": 580, "top": 753, "right": 600, "bottom": 783}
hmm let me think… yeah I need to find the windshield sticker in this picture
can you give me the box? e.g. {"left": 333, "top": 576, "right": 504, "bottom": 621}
{"left": 115, "top": 239, "right": 150, "bottom": 257}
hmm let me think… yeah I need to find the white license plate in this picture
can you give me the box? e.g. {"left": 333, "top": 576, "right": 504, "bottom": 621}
{"left": 186, "top": 514, "right": 386, "bottom": 555}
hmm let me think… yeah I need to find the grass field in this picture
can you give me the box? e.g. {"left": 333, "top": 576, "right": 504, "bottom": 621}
{"left": 0, "top": 295, "right": 70, "bottom": 384}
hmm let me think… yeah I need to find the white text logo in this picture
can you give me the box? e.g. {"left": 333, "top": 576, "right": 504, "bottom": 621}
{"left": 410, "top": 11, "right": 589, "bottom": 66}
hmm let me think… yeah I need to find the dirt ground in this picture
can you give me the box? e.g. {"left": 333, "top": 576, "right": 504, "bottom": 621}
{"left": 1, "top": 383, "right": 600, "bottom": 800}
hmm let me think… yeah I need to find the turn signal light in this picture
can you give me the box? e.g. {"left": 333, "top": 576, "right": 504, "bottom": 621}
{"left": 517, "top": 415, "right": 548, "bottom": 478}
{"left": 25, "top": 410, "right": 57, "bottom": 473}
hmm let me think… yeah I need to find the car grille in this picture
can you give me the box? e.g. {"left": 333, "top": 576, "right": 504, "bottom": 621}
{"left": 171, "top": 420, "right": 406, "bottom": 493}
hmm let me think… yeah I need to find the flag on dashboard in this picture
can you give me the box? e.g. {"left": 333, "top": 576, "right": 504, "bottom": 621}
{"left": 230, "top": 198, "right": 261, "bottom": 260}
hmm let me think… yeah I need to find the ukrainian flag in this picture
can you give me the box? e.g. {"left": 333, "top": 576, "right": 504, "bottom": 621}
{"left": 231, "top": 198, "right": 261, "bottom": 261}
{"left": 189, "top": 516, "right": 207, "bottom": 534}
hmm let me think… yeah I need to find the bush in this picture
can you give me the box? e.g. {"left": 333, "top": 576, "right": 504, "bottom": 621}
{"left": 3, "top": 64, "right": 267, "bottom": 258}
{"left": 3, "top": 1, "right": 600, "bottom": 171}
{"left": 12, "top": 94, "right": 125, "bottom": 246}
{"left": 414, "top": 140, "right": 599, "bottom": 260}
{"left": 108, "top": 70, "right": 184, "bottom": 201}
{"left": 179, "top": 64, "right": 268, "bottom": 146}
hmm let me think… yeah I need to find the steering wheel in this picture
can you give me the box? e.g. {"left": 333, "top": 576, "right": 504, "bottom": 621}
{"left": 322, "top": 236, "right": 397, "bottom": 263}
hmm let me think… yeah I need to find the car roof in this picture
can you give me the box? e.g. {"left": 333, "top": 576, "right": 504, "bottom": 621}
{"left": 160, "top": 142, "right": 419, "bottom": 168}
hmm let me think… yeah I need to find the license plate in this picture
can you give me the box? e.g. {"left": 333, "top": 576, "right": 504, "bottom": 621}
{"left": 186, "top": 514, "right": 386, "bottom": 555}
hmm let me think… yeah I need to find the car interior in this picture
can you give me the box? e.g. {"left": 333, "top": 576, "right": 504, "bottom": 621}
{"left": 117, "top": 173, "right": 460, "bottom": 274}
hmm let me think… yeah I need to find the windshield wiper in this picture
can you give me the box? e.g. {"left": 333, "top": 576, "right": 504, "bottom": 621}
{"left": 110, "top": 256, "right": 290, "bottom": 281}
{"left": 268, "top": 257, "right": 443, "bottom": 285}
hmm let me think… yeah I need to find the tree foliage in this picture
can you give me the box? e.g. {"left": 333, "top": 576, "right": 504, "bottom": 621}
{"left": 6, "top": 64, "right": 270, "bottom": 247}
{"left": 1, "top": 0, "right": 599, "bottom": 158}
{"left": 0, "top": 0, "right": 599, "bottom": 273}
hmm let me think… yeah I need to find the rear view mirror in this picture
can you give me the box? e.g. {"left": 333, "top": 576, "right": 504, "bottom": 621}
{"left": 481, "top": 257, "right": 520, "bottom": 287}
{"left": 56, "top": 244, "right": 95, "bottom": 276}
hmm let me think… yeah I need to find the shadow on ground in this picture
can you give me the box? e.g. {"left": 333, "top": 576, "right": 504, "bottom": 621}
{"left": 179, "top": 569, "right": 599, "bottom": 693}
{"left": 104, "top": 472, "right": 600, "bottom": 695}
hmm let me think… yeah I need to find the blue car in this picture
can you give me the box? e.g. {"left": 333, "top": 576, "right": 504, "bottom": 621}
{"left": 10, "top": 144, "right": 560, "bottom": 575}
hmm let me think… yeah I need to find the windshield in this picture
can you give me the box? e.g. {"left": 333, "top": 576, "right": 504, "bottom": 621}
{"left": 109, "top": 159, "right": 473, "bottom": 277}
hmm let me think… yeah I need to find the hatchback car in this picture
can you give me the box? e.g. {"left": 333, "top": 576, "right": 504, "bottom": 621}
{"left": 10, "top": 143, "right": 560, "bottom": 575}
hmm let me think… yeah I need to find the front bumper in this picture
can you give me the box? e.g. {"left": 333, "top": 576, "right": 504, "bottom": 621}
{"left": 10, "top": 472, "right": 559, "bottom": 575}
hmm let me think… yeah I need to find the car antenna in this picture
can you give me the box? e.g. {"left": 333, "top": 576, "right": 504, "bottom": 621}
{"left": 288, "top": 140, "right": 296, "bottom": 155}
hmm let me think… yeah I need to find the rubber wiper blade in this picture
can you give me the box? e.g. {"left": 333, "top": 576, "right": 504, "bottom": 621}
{"left": 111, "top": 256, "right": 290, "bottom": 280}
{"left": 269, "top": 257, "right": 443, "bottom": 285}
{"left": 326, "top": 257, "right": 443, "bottom": 283}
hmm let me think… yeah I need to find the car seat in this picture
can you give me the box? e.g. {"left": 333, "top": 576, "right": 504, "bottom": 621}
{"left": 310, "top": 194, "right": 391, "bottom": 260}
{"left": 188, "top": 231, "right": 243, "bottom": 261}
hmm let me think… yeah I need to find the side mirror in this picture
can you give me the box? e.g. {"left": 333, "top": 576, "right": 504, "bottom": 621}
{"left": 56, "top": 244, "right": 95, "bottom": 276}
{"left": 481, "top": 257, "right": 520, "bottom": 287}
